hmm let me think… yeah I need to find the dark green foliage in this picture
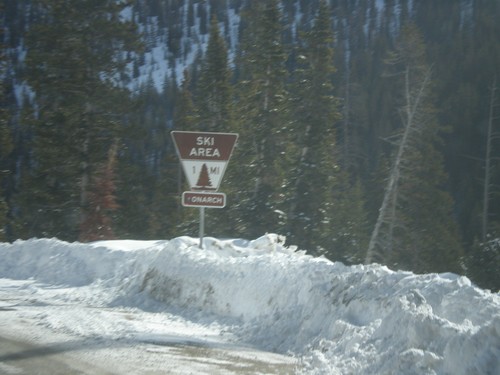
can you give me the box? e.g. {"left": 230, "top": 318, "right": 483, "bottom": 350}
{"left": 196, "top": 16, "right": 234, "bottom": 132}
{"left": 286, "top": 0, "right": 341, "bottom": 251}
{"left": 18, "top": 0, "right": 140, "bottom": 240}
{"left": 0, "top": 9, "right": 21, "bottom": 242}
{"left": 174, "top": 70, "right": 199, "bottom": 132}
{"left": 325, "top": 178, "right": 369, "bottom": 264}
{"left": 394, "top": 116, "right": 464, "bottom": 274}
{"left": 114, "top": 77, "right": 178, "bottom": 240}
{"left": 467, "top": 238, "right": 500, "bottom": 292}
{"left": 227, "top": 0, "right": 291, "bottom": 238}
{"left": 0, "top": 30, "right": 13, "bottom": 241}
{"left": 365, "top": 23, "right": 464, "bottom": 273}
{"left": 79, "top": 141, "right": 119, "bottom": 242}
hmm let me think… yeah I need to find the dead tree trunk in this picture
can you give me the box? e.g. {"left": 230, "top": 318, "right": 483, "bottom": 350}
{"left": 365, "top": 67, "right": 432, "bottom": 264}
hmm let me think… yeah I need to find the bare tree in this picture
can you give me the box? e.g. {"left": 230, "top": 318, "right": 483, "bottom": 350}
{"left": 365, "top": 66, "right": 432, "bottom": 264}
{"left": 365, "top": 24, "right": 432, "bottom": 264}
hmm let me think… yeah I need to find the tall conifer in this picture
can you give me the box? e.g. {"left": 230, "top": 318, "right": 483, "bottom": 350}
{"left": 365, "top": 24, "right": 463, "bottom": 273}
{"left": 286, "top": 0, "right": 367, "bottom": 258}
{"left": 174, "top": 70, "right": 198, "bottom": 131}
{"left": 19, "top": 0, "right": 140, "bottom": 240}
{"left": 229, "top": 0, "right": 290, "bottom": 238}
{"left": 196, "top": 16, "right": 233, "bottom": 132}
{"left": 287, "top": 0, "right": 338, "bottom": 251}
{"left": 0, "top": 30, "right": 13, "bottom": 241}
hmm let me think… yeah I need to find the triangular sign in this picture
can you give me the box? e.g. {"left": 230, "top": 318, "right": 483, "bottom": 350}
{"left": 171, "top": 131, "right": 238, "bottom": 191}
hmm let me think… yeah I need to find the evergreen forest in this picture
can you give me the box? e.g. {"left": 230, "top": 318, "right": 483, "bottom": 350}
{"left": 1, "top": 0, "right": 499, "bottom": 290}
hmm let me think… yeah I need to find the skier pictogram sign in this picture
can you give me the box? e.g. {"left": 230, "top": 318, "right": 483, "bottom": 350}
{"left": 171, "top": 131, "right": 238, "bottom": 191}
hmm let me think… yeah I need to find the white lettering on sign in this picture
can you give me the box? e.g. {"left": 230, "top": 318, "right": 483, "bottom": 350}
{"left": 191, "top": 196, "right": 224, "bottom": 204}
{"left": 196, "top": 136, "right": 215, "bottom": 146}
{"left": 182, "top": 191, "right": 226, "bottom": 208}
{"left": 189, "top": 147, "right": 221, "bottom": 158}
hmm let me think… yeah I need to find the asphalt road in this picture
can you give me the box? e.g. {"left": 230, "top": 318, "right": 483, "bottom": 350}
{"left": 0, "top": 334, "right": 103, "bottom": 374}
{"left": 0, "top": 285, "right": 298, "bottom": 375}
{"left": 0, "top": 333, "right": 298, "bottom": 374}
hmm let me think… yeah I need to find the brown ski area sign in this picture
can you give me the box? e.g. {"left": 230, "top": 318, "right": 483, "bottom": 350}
{"left": 171, "top": 131, "right": 238, "bottom": 192}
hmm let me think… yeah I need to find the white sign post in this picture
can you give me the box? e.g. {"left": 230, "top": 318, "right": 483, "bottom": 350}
{"left": 171, "top": 131, "right": 238, "bottom": 248}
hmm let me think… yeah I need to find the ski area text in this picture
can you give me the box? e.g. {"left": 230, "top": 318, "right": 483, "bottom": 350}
{"left": 189, "top": 146, "right": 220, "bottom": 158}
{"left": 171, "top": 131, "right": 238, "bottom": 161}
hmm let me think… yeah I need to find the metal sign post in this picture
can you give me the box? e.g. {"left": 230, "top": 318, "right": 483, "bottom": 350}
{"left": 171, "top": 131, "right": 238, "bottom": 248}
{"left": 199, "top": 206, "right": 205, "bottom": 249}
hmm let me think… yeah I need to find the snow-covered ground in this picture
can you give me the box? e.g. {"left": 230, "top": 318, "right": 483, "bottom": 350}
{"left": 0, "top": 234, "right": 499, "bottom": 374}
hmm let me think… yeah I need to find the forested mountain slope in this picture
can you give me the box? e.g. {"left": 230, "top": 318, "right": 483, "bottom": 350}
{"left": 1, "top": 0, "right": 499, "bottom": 290}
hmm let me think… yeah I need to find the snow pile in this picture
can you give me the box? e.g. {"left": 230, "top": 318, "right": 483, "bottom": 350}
{"left": 1, "top": 235, "right": 499, "bottom": 374}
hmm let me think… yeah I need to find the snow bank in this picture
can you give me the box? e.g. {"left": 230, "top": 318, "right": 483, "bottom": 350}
{"left": 1, "top": 235, "right": 499, "bottom": 374}
{"left": 0, "top": 238, "right": 161, "bottom": 286}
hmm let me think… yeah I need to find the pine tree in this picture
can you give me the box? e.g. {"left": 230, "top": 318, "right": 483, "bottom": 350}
{"left": 468, "top": 238, "right": 500, "bottom": 292}
{"left": 19, "top": 0, "right": 140, "bottom": 240}
{"left": 196, "top": 16, "right": 233, "bottom": 132}
{"left": 166, "top": 70, "right": 200, "bottom": 233}
{"left": 481, "top": 77, "right": 498, "bottom": 241}
{"left": 286, "top": 0, "right": 339, "bottom": 251}
{"left": 114, "top": 74, "right": 179, "bottom": 240}
{"left": 190, "top": 15, "right": 237, "bottom": 236}
{"left": 365, "top": 23, "right": 463, "bottom": 273}
{"left": 416, "top": 0, "right": 500, "bottom": 249}
{"left": 79, "top": 141, "right": 119, "bottom": 242}
{"left": 228, "top": 0, "right": 290, "bottom": 238}
{"left": 466, "top": 77, "right": 500, "bottom": 291}
{"left": 0, "top": 27, "right": 13, "bottom": 241}
{"left": 198, "top": 1, "right": 208, "bottom": 35}
{"left": 173, "top": 70, "right": 199, "bottom": 131}
{"left": 286, "top": 0, "right": 367, "bottom": 257}
{"left": 195, "top": 163, "right": 213, "bottom": 190}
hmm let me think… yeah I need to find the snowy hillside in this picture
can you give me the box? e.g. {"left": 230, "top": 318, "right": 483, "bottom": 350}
{"left": 0, "top": 235, "right": 498, "bottom": 374}
{"left": 127, "top": 1, "right": 242, "bottom": 91}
